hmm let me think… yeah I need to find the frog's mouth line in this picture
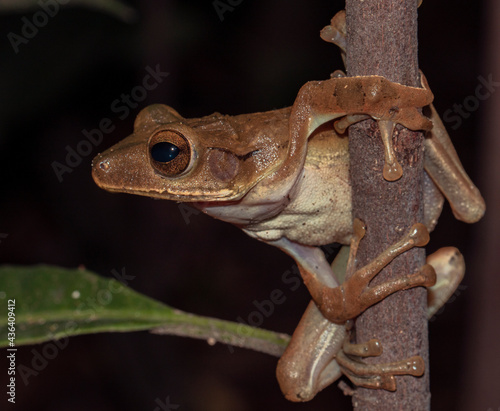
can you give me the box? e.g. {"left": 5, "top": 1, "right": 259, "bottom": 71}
{"left": 93, "top": 178, "right": 248, "bottom": 203}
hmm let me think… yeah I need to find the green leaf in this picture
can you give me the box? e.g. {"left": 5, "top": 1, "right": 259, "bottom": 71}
{"left": 0, "top": 265, "right": 289, "bottom": 356}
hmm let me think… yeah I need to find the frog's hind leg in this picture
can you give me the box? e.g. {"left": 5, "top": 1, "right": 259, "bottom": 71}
{"left": 274, "top": 233, "right": 462, "bottom": 399}
{"left": 276, "top": 246, "right": 350, "bottom": 402}
{"left": 276, "top": 301, "right": 346, "bottom": 402}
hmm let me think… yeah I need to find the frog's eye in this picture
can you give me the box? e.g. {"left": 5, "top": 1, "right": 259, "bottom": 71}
{"left": 149, "top": 130, "right": 192, "bottom": 177}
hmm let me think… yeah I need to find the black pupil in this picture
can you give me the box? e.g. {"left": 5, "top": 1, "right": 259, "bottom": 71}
{"left": 151, "top": 142, "right": 180, "bottom": 163}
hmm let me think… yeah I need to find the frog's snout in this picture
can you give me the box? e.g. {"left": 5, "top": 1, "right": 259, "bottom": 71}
{"left": 91, "top": 152, "right": 112, "bottom": 189}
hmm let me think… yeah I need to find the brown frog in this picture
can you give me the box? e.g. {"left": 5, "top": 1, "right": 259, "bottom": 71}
{"left": 92, "top": 10, "right": 484, "bottom": 402}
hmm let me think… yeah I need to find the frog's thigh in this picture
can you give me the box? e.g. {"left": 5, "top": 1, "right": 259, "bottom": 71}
{"left": 277, "top": 301, "right": 345, "bottom": 402}
{"left": 426, "top": 247, "right": 465, "bottom": 319}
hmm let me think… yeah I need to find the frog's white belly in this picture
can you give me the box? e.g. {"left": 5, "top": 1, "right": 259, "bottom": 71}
{"left": 243, "top": 157, "right": 352, "bottom": 246}
{"left": 199, "top": 129, "right": 353, "bottom": 247}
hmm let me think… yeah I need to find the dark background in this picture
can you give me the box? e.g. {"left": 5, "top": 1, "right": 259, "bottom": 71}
{"left": 0, "top": 0, "right": 498, "bottom": 410}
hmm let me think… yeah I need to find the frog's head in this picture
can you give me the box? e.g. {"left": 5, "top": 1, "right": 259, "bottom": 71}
{"left": 92, "top": 104, "right": 290, "bottom": 202}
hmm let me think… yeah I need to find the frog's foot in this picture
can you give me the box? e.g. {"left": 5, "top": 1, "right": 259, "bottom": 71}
{"left": 316, "top": 220, "right": 436, "bottom": 323}
{"left": 320, "top": 10, "right": 347, "bottom": 62}
{"left": 274, "top": 219, "right": 435, "bottom": 325}
{"left": 337, "top": 339, "right": 424, "bottom": 391}
{"left": 336, "top": 114, "right": 403, "bottom": 180}
{"left": 292, "top": 72, "right": 434, "bottom": 185}
{"left": 321, "top": 2, "right": 422, "bottom": 59}
{"left": 377, "top": 120, "right": 403, "bottom": 181}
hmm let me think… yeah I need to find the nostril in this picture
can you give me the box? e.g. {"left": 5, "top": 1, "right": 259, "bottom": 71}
{"left": 99, "top": 160, "right": 110, "bottom": 171}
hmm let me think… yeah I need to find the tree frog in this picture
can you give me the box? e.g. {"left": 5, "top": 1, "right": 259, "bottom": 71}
{"left": 91, "top": 10, "right": 485, "bottom": 402}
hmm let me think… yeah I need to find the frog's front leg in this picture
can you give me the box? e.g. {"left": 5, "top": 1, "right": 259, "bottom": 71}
{"left": 272, "top": 219, "right": 436, "bottom": 324}
{"left": 332, "top": 98, "right": 486, "bottom": 222}
{"left": 319, "top": 8, "right": 485, "bottom": 219}
{"left": 291, "top": 72, "right": 434, "bottom": 183}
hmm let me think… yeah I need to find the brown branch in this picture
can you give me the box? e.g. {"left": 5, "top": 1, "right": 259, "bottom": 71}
{"left": 345, "top": 0, "right": 430, "bottom": 409}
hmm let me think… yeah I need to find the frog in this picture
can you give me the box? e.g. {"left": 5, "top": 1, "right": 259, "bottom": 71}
{"left": 91, "top": 9, "right": 485, "bottom": 402}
